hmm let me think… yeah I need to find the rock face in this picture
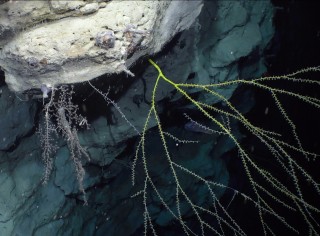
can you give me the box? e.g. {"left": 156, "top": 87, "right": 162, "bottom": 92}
{"left": 0, "top": 0, "right": 203, "bottom": 92}
{"left": 0, "top": 86, "right": 37, "bottom": 150}
{"left": 0, "top": 1, "right": 274, "bottom": 235}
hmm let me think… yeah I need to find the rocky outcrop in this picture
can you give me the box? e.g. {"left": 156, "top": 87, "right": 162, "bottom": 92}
{"left": 0, "top": 0, "right": 203, "bottom": 92}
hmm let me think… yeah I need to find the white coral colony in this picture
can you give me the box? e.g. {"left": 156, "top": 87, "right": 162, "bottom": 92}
{"left": 40, "top": 84, "right": 52, "bottom": 98}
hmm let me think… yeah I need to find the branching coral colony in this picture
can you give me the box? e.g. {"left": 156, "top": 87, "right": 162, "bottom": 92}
{"left": 38, "top": 85, "right": 90, "bottom": 204}
{"left": 131, "top": 59, "right": 320, "bottom": 235}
